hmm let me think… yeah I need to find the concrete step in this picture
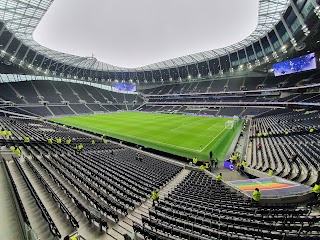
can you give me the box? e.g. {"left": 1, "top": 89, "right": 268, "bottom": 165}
{"left": 20, "top": 160, "right": 75, "bottom": 237}
{"left": 115, "top": 168, "right": 191, "bottom": 239}
{"left": 7, "top": 160, "right": 55, "bottom": 240}
{"left": 0, "top": 161, "right": 25, "bottom": 240}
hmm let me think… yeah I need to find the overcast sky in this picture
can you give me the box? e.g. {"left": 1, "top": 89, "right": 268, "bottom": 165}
{"left": 33, "top": 0, "right": 259, "bottom": 69}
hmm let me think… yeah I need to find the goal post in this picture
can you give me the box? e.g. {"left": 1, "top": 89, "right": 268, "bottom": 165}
{"left": 225, "top": 120, "right": 234, "bottom": 130}
{"left": 233, "top": 116, "right": 240, "bottom": 127}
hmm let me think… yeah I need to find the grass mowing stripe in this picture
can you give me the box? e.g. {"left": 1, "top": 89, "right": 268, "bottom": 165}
{"left": 51, "top": 112, "right": 242, "bottom": 161}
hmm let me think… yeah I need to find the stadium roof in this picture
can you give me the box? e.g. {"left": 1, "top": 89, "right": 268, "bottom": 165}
{"left": 0, "top": 0, "right": 290, "bottom": 71}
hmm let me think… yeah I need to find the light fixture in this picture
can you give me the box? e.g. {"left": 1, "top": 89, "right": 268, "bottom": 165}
{"left": 291, "top": 38, "right": 297, "bottom": 47}
{"left": 281, "top": 45, "right": 287, "bottom": 54}
{"left": 301, "top": 25, "right": 310, "bottom": 36}
{"left": 315, "top": 6, "right": 320, "bottom": 18}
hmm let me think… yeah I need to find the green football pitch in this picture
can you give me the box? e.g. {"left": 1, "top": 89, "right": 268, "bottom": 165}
{"left": 51, "top": 112, "right": 242, "bottom": 161}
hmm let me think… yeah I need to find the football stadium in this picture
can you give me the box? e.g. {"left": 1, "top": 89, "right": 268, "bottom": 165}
{"left": 0, "top": 0, "right": 320, "bottom": 240}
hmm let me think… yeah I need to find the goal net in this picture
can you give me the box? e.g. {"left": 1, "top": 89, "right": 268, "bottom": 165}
{"left": 225, "top": 120, "right": 234, "bottom": 130}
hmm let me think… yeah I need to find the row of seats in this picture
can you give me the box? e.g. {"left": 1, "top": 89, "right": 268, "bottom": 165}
{"left": 133, "top": 170, "right": 320, "bottom": 240}
{"left": 24, "top": 157, "right": 79, "bottom": 228}
{"left": 249, "top": 110, "right": 320, "bottom": 184}
{"left": 27, "top": 149, "right": 109, "bottom": 231}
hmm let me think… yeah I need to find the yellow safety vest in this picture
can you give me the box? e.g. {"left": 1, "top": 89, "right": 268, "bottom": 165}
{"left": 193, "top": 158, "right": 198, "bottom": 164}
{"left": 252, "top": 190, "right": 261, "bottom": 201}
{"left": 151, "top": 191, "right": 159, "bottom": 200}
{"left": 313, "top": 184, "right": 320, "bottom": 194}
{"left": 216, "top": 175, "right": 222, "bottom": 181}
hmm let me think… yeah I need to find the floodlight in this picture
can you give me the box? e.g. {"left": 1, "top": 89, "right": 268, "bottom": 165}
{"left": 290, "top": 38, "right": 297, "bottom": 47}
{"left": 272, "top": 52, "right": 278, "bottom": 59}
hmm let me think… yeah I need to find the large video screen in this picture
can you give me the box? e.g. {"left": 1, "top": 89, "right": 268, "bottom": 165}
{"left": 113, "top": 82, "right": 136, "bottom": 92}
{"left": 273, "top": 52, "right": 317, "bottom": 77}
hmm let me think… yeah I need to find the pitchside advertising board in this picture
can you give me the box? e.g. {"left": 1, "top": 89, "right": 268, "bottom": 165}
{"left": 273, "top": 52, "right": 317, "bottom": 77}
{"left": 224, "top": 160, "right": 234, "bottom": 170}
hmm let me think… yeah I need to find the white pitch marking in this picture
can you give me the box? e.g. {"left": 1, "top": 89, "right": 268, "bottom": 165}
{"left": 170, "top": 118, "right": 207, "bottom": 132}
{"left": 207, "top": 122, "right": 219, "bottom": 130}
{"left": 199, "top": 128, "right": 227, "bottom": 152}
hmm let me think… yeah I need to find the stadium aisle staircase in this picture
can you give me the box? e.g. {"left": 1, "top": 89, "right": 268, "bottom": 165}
{"left": 119, "top": 168, "right": 190, "bottom": 239}
{"left": 0, "top": 160, "right": 24, "bottom": 240}
{"left": 26, "top": 152, "right": 115, "bottom": 240}
{"left": 19, "top": 158, "right": 76, "bottom": 237}
{"left": 6, "top": 158, "right": 55, "bottom": 240}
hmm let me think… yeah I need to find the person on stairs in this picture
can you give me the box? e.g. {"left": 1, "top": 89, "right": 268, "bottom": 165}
{"left": 216, "top": 173, "right": 222, "bottom": 182}
{"left": 313, "top": 181, "right": 320, "bottom": 199}
{"left": 64, "top": 235, "right": 77, "bottom": 240}
{"left": 152, "top": 188, "right": 160, "bottom": 207}
{"left": 252, "top": 188, "right": 261, "bottom": 204}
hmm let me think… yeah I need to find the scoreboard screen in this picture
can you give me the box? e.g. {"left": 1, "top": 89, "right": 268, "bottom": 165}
{"left": 273, "top": 52, "right": 317, "bottom": 77}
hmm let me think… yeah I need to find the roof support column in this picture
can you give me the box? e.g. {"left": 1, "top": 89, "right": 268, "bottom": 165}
{"left": 3, "top": 35, "right": 14, "bottom": 52}
{"left": 289, "top": 0, "right": 310, "bottom": 36}
{"left": 280, "top": 16, "right": 298, "bottom": 48}
{"left": 310, "top": 0, "right": 320, "bottom": 18}
{"left": 265, "top": 34, "right": 278, "bottom": 60}
{"left": 251, "top": 44, "right": 260, "bottom": 66}
{"left": 0, "top": 25, "right": 6, "bottom": 40}
{"left": 12, "top": 42, "right": 22, "bottom": 58}
{"left": 273, "top": 27, "right": 287, "bottom": 54}
{"left": 227, "top": 52, "right": 233, "bottom": 73}
{"left": 258, "top": 39, "right": 269, "bottom": 63}
{"left": 243, "top": 45, "right": 252, "bottom": 70}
